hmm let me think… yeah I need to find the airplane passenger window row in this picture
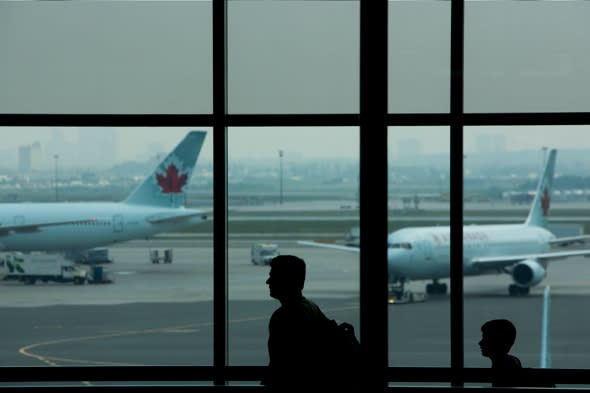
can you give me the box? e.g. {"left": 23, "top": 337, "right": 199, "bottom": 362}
{"left": 388, "top": 242, "right": 412, "bottom": 249}
{"left": 73, "top": 220, "right": 110, "bottom": 226}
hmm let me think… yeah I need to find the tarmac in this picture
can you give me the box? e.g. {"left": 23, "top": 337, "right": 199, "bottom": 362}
{"left": 0, "top": 238, "right": 589, "bottom": 375}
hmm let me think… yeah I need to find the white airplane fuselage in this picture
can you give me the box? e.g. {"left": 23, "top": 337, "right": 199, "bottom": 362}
{"left": 388, "top": 224, "right": 554, "bottom": 280}
{"left": 301, "top": 149, "right": 590, "bottom": 296}
{"left": 0, "top": 202, "right": 206, "bottom": 251}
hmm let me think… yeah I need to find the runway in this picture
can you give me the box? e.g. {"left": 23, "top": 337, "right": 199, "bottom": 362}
{"left": 1, "top": 239, "right": 589, "bottom": 374}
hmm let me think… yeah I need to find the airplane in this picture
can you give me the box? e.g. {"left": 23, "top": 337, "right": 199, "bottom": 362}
{"left": 299, "top": 148, "right": 590, "bottom": 297}
{"left": 0, "top": 130, "right": 208, "bottom": 254}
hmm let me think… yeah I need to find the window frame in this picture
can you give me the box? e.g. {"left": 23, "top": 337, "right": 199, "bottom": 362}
{"left": 1, "top": 0, "right": 589, "bottom": 390}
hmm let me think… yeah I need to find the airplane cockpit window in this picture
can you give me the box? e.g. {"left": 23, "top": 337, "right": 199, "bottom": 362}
{"left": 389, "top": 242, "right": 412, "bottom": 250}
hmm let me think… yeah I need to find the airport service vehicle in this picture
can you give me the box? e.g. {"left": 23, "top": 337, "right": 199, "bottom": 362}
{"left": 345, "top": 227, "right": 360, "bottom": 246}
{"left": 149, "top": 248, "right": 173, "bottom": 264}
{"left": 65, "top": 248, "right": 113, "bottom": 265}
{"left": 300, "top": 149, "right": 590, "bottom": 298}
{"left": 251, "top": 243, "right": 279, "bottom": 265}
{"left": 388, "top": 290, "right": 426, "bottom": 305}
{"left": 0, "top": 252, "right": 89, "bottom": 285}
{"left": 87, "top": 265, "right": 113, "bottom": 284}
{"left": 0, "top": 131, "right": 208, "bottom": 254}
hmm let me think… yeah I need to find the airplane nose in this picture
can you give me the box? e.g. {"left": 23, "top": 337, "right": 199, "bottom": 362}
{"left": 387, "top": 249, "right": 407, "bottom": 275}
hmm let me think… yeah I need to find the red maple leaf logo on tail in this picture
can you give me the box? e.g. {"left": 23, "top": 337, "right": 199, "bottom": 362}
{"left": 540, "top": 186, "right": 550, "bottom": 216}
{"left": 156, "top": 164, "right": 188, "bottom": 193}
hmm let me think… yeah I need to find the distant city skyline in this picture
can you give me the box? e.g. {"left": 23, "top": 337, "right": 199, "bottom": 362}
{"left": 2, "top": 127, "right": 590, "bottom": 170}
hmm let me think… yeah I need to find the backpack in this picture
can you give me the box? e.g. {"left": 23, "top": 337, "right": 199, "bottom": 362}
{"left": 320, "top": 318, "right": 363, "bottom": 388}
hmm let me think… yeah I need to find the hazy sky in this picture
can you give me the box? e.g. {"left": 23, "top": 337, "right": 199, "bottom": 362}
{"left": 4, "top": 1, "right": 590, "bottom": 162}
{"left": 4, "top": 126, "right": 590, "bottom": 165}
{"left": 4, "top": 2, "right": 590, "bottom": 114}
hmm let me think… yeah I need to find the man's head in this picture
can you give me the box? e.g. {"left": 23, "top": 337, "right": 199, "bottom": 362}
{"left": 266, "top": 255, "right": 306, "bottom": 301}
{"left": 479, "top": 319, "right": 517, "bottom": 358}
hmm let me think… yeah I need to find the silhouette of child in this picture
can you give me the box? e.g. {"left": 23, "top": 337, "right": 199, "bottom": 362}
{"left": 479, "top": 319, "right": 522, "bottom": 387}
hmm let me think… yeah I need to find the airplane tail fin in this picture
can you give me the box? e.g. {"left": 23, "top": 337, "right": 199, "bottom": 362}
{"left": 124, "top": 130, "right": 206, "bottom": 208}
{"left": 525, "top": 149, "right": 557, "bottom": 227}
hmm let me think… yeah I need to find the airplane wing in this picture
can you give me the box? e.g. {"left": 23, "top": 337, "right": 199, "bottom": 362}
{"left": 471, "top": 248, "right": 590, "bottom": 270}
{"left": 297, "top": 240, "right": 360, "bottom": 253}
{"left": 549, "top": 234, "right": 590, "bottom": 248}
{"left": 0, "top": 219, "right": 99, "bottom": 236}
{"left": 147, "top": 211, "right": 209, "bottom": 224}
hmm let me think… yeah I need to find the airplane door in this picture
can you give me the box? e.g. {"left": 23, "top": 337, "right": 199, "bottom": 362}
{"left": 112, "top": 215, "right": 124, "bottom": 233}
{"left": 13, "top": 215, "right": 24, "bottom": 225}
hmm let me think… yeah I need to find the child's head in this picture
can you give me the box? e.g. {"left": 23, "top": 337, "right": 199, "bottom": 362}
{"left": 479, "top": 319, "right": 517, "bottom": 358}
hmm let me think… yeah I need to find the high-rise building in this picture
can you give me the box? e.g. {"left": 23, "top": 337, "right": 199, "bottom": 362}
{"left": 30, "top": 141, "right": 42, "bottom": 171}
{"left": 77, "top": 128, "right": 119, "bottom": 168}
{"left": 18, "top": 145, "right": 31, "bottom": 174}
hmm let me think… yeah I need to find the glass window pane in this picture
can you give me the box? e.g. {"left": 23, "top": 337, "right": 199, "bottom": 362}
{"left": 465, "top": 2, "right": 590, "bottom": 113}
{"left": 228, "top": 127, "right": 360, "bottom": 367}
{"left": 228, "top": 1, "right": 359, "bottom": 114}
{"left": 388, "top": 127, "right": 450, "bottom": 367}
{"left": 0, "top": 2, "right": 212, "bottom": 114}
{"left": 0, "top": 127, "right": 213, "bottom": 366}
{"left": 389, "top": 0, "right": 450, "bottom": 114}
{"left": 464, "top": 127, "right": 590, "bottom": 374}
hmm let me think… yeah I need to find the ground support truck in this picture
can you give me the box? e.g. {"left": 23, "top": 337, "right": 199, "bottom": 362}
{"left": 251, "top": 243, "right": 280, "bottom": 265}
{"left": 0, "top": 252, "right": 89, "bottom": 285}
{"left": 64, "top": 248, "right": 113, "bottom": 265}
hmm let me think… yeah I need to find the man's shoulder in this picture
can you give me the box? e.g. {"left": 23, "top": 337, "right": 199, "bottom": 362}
{"left": 301, "top": 297, "right": 328, "bottom": 319}
{"left": 270, "top": 298, "right": 316, "bottom": 315}
{"left": 301, "top": 296, "right": 321, "bottom": 309}
{"left": 270, "top": 297, "right": 326, "bottom": 323}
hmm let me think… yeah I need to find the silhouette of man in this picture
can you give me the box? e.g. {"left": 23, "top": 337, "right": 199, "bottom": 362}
{"left": 479, "top": 319, "right": 523, "bottom": 387}
{"left": 263, "top": 255, "right": 331, "bottom": 391}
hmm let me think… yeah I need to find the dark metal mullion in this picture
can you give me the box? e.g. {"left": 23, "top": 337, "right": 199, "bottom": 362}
{"left": 212, "top": 0, "right": 228, "bottom": 386}
{"left": 6, "top": 112, "right": 590, "bottom": 128}
{"left": 0, "top": 114, "right": 214, "bottom": 127}
{"left": 463, "top": 112, "right": 590, "bottom": 125}
{"left": 360, "top": 0, "right": 388, "bottom": 390}
{"left": 226, "top": 114, "right": 359, "bottom": 127}
{"left": 450, "top": 0, "right": 465, "bottom": 387}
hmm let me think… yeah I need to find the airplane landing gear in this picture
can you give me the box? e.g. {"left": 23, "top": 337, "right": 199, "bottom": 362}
{"left": 508, "top": 284, "right": 530, "bottom": 296}
{"left": 426, "top": 279, "right": 447, "bottom": 295}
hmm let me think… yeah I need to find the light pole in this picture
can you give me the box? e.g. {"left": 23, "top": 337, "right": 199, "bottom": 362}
{"left": 53, "top": 154, "right": 59, "bottom": 202}
{"left": 278, "top": 149, "right": 284, "bottom": 205}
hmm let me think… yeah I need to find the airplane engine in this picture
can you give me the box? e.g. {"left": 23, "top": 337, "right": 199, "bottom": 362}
{"left": 511, "top": 259, "right": 546, "bottom": 287}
